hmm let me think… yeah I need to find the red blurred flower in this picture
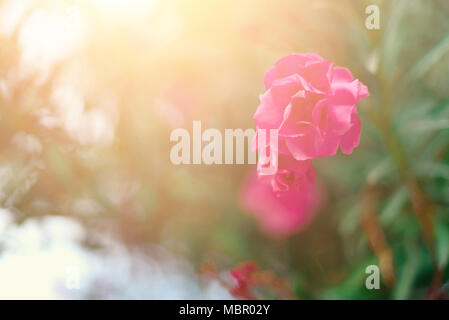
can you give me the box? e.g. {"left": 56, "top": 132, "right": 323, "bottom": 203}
{"left": 230, "top": 261, "right": 258, "bottom": 300}
{"left": 229, "top": 261, "right": 296, "bottom": 300}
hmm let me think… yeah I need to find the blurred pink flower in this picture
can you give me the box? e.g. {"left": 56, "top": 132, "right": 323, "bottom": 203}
{"left": 254, "top": 53, "right": 369, "bottom": 161}
{"left": 239, "top": 170, "right": 323, "bottom": 237}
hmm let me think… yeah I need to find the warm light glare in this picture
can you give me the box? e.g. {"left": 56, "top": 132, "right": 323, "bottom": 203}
{"left": 91, "top": 0, "right": 157, "bottom": 21}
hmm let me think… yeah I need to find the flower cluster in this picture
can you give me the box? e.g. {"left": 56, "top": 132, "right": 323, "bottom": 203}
{"left": 242, "top": 53, "right": 368, "bottom": 236}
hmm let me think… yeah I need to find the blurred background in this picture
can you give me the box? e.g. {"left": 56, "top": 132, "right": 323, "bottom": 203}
{"left": 0, "top": 0, "right": 449, "bottom": 299}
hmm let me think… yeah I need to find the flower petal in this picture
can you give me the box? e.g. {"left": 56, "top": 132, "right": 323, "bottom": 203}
{"left": 340, "top": 115, "right": 361, "bottom": 154}
{"left": 253, "top": 90, "right": 284, "bottom": 129}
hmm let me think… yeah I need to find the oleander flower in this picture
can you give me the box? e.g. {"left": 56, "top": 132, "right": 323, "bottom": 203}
{"left": 253, "top": 53, "right": 369, "bottom": 161}
{"left": 257, "top": 151, "right": 315, "bottom": 193}
{"left": 239, "top": 170, "right": 322, "bottom": 237}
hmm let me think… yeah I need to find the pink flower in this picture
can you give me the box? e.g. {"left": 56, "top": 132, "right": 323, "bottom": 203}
{"left": 254, "top": 53, "right": 369, "bottom": 161}
{"left": 257, "top": 152, "right": 315, "bottom": 193}
{"left": 239, "top": 170, "right": 322, "bottom": 237}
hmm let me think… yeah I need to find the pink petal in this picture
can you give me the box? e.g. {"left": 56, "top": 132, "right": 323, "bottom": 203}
{"left": 329, "top": 104, "right": 355, "bottom": 135}
{"left": 332, "top": 66, "right": 354, "bottom": 83}
{"left": 317, "top": 132, "right": 340, "bottom": 157}
{"left": 340, "top": 115, "right": 361, "bottom": 154}
{"left": 285, "top": 131, "right": 319, "bottom": 161}
{"left": 264, "top": 53, "right": 323, "bottom": 89}
{"left": 271, "top": 74, "right": 309, "bottom": 108}
{"left": 298, "top": 60, "right": 333, "bottom": 94}
{"left": 279, "top": 95, "right": 315, "bottom": 137}
{"left": 253, "top": 90, "right": 284, "bottom": 129}
{"left": 357, "top": 80, "right": 370, "bottom": 100}
{"left": 270, "top": 158, "right": 316, "bottom": 193}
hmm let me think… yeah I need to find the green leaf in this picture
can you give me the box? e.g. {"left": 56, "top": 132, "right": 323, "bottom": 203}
{"left": 381, "top": 0, "right": 409, "bottom": 77}
{"left": 407, "top": 33, "right": 449, "bottom": 80}
{"left": 379, "top": 187, "right": 407, "bottom": 226}
{"left": 339, "top": 206, "right": 358, "bottom": 236}
{"left": 414, "top": 161, "right": 449, "bottom": 180}
{"left": 436, "top": 221, "right": 449, "bottom": 269}
{"left": 401, "top": 119, "right": 449, "bottom": 134}
{"left": 392, "top": 241, "right": 421, "bottom": 300}
{"left": 366, "top": 158, "right": 395, "bottom": 185}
